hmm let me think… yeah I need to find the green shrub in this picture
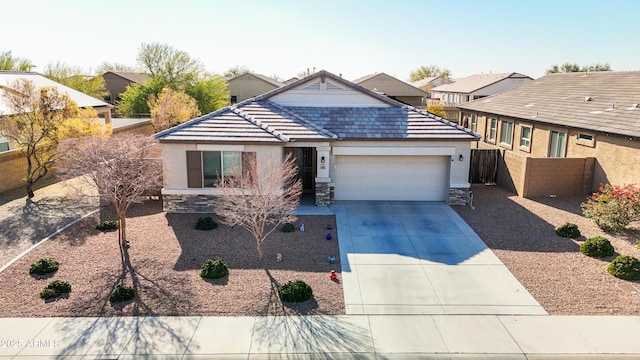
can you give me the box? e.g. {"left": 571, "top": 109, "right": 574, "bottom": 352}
{"left": 582, "top": 184, "right": 640, "bottom": 232}
{"left": 40, "top": 280, "right": 71, "bottom": 299}
{"left": 109, "top": 285, "right": 135, "bottom": 303}
{"left": 195, "top": 216, "right": 218, "bottom": 231}
{"left": 555, "top": 223, "right": 581, "bottom": 238}
{"left": 29, "top": 258, "right": 59, "bottom": 275}
{"left": 580, "top": 236, "right": 615, "bottom": 257}
{"left": 278, "top": 280, "right": 313, "bottom": 303}
{"left": 96, "top": 220, "right": 118, "bottom": 232}
{"left": 281, "top": 223, "right": 295, "bottom": 233}
{"left": 200, "top": 258, "right": 228, "bottom": 279}
{"left": 607, "top": 255, "right": 640, "bottom": 280}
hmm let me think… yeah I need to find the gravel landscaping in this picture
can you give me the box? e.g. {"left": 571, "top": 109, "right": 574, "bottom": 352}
{"left": 454, "top": 184, "right": 640, "bottom": 315}
{"left": 0, "top": 200, "right": 344, "bottom": 317}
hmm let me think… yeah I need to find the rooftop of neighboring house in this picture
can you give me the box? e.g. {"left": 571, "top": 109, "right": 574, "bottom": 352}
{"left": 0, "top": 71, "right": 113, "bottom": 116}
{"left": 155, "top": 70, "right": 477, "bottom": 143}
{"left": 353, "top": 72, "right": 428, "bottom": 97}
{"left": 458, "top": 71, "right": 640, "bottom": 139}
{"left": 431, "top": 72, "right": 532, "bottom": 94}
{"left": 226, "top": 72, "right": 284, "bottom": 87}
{"left": 411, "top": 77, "right": 454, "bottom": 88}
{"left": 104, "top": 71, "right": 149, "bottom": 84}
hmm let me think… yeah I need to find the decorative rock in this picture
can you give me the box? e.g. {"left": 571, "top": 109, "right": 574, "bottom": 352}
{"left": 276, "top": 253, "right": 283, "bottom": 262}
{"left": 330, "top": 269, "right": 338, "bottom": 281}
{"left": 326, "top": 224, "right": 332, "bottom": 230}
{"left": 299, "top": 223, "right": 305, "bottom": 232}
{"left": 326, "top": 232, "right": 332, "bottom": 240}
{"left": 327, "top": 255, "right": 336, "bottom": 264}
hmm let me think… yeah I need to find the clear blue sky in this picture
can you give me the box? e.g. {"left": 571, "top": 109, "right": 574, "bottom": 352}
{"left": 2, "top": 0, "right": 638, "bottom": 81}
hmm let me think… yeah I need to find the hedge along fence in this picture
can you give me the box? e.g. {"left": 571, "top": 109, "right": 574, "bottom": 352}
{"left": 0, "top": 119, "right": 155, "bottom": 194}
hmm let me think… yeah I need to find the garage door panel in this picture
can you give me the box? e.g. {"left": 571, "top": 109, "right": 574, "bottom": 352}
{"left": 333, "top": 155, "right": 448, "bottom": 201}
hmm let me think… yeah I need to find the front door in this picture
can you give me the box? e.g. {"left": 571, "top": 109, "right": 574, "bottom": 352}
{"left": 283, "top": 147, "right": 315, "bottom": 193}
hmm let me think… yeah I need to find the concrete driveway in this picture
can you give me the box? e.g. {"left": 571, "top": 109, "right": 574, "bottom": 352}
{"left": 330, "top": 201, "right": 547, "bottom": 315}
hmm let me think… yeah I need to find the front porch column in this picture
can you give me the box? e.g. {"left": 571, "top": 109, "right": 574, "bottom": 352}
{"left": 315, "top": 146, "right": 331, "bottom": 206}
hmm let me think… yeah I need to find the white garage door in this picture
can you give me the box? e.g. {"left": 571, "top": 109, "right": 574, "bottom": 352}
{"left": 333, "top": 155, "right": 449, "bottom": 201}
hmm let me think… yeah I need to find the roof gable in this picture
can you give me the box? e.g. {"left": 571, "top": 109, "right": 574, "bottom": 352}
{"left": 227, "top": 72, "right": 283, "bottom": 88}
{"left": 354, "top": 72, "right": 428, "bottom": 97}
{"left": 105, "top": 71, "right": 149, "bottom": 84}
{"left": 458, "top": 71, "right": 640, "bottom": 139}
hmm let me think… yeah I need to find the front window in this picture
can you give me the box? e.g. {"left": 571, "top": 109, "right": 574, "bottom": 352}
{"left": 520, "top": 126, "right": 532, "bottom": 151}
{"left": 499, "top": 121, "right": 514, "bottom": 146}
{"left": 471, "top": 114, "right": 477, "bottom": 132}
{"left": 549, "top": 131, "right": 566, "bottom": 158}
{"left": 488, "top": 118, "right": 497, "bottom": 142}
{"left": 0, "top": 135, "right": 9, "bottom": 152}
{"left": 203, "top": 151, "right": 241, "bottom": 187}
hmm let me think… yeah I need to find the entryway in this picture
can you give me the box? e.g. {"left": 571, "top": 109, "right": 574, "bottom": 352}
{"left": 284, "top": 147, "right": 315, "bottom": 194}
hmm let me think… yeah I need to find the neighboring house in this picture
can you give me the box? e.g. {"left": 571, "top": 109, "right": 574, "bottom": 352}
{"left": 354, "top": 72, "right": 429, "bottom": 108}
{"left": 457, "top": 71, "right": 640, "bottom": 197}
{"left": 103, "top": 71, "right": 149, "bottom": 104}
{"left": 155, "top": 70, "right": 478, "bottom": 212}
{"left": 431, "top": 72, "right": 532, "bottom": 121}
{"left": 226, "top": 72, "right": 283, "bottom": 104}
{"left": 0, "top": 70, "right": 113, "bottom": 152}
{"left": 411, "top": 76, "right": 453, "bottom": 98}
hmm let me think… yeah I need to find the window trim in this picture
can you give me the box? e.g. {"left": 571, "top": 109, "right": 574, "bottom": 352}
{"left": 519, "top": 124, "right": 532, "bottom": 152}
{"left": 470, "top": 114, "right": 477, "bottom": 132}
{"left": 576, "top": 131, "right": 596, "bottom": 147}
{"left": 548, "top": 130, "right": 567, "bottom": 158}
{"left": 487, "top": 118, "right": 497, "bottom": 143}
{"left": 499, "top": 120, "right": 514, "bottom": 148}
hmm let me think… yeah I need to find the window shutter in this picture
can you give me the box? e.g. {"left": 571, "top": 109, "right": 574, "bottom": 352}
{"left": 241, "top": 152, "right": 257, "bottom": 188}
{"left": 186, "top": 151, "right": 203, "bottom": 188}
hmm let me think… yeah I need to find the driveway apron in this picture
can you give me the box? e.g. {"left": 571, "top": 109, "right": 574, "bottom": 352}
{"left": 330, "top": 201, "right": 546, "bottom": 315}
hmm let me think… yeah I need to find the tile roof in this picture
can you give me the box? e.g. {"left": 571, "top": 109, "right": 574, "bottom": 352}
{"left": 0, "top": 71, "right": 112, "bottom": 116}
{"left": 458, "top": 71, "right": 640, "bottom": 139}
{"left": 431, "top": 72, "right": 531, "bottom": 94}
{"left": 156, "top": 70, "right": 478, "bottom": 143}
{"left": 105, "top": 71, "right": 149, "bottom": 84}
{"left": 353, "top": 72, "right": 428, "bottom": 97}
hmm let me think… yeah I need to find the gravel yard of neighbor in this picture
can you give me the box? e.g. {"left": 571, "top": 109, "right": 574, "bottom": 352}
{"left": 0, "top": 200, "right": 344, "bottom": 317}
{"left": 454, "top": 184, "right": 640, "bottom": 315}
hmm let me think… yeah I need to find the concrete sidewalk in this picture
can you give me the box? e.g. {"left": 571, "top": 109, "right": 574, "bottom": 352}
{"left": 1, "top": 315, "right": 639, "bottom": 359}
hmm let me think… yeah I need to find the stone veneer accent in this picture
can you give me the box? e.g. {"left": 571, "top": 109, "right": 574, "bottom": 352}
{"left": 448, "top": 188, "right": 471, "bottom": 206}
{"left": 315, "top": 181, "right": 331, "bottom": 206}
{"left": 163, "top": 194, "right": 217, "bottom": 213}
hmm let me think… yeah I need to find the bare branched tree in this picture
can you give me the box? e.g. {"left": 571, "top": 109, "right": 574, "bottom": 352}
{"left": 214, "top": 153, "right": 302, "bottom": 260}
{"left": 57, "top": 133, "right": 162, "bottom": 249}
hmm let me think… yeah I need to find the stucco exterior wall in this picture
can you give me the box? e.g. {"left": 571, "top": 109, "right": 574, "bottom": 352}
{"left": 271, "top": 79, "right": 389, "bottom": 107}
{"left": 161, "top": 143, "right": 283, "bottom": 194}
{"left": 103, "top": 73, "right": 133, "bottom": 103}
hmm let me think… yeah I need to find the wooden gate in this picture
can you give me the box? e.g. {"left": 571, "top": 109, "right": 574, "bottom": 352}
{"left": 469, "top": 149, "right": 499, "bottom": 184}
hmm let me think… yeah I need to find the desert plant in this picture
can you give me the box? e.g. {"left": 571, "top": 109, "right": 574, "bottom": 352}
{"left": 40, "top": 280, "right": 71, "bottom": 299}
{"left": 109, "top": 285, "right": 135, "bottom": 303}
{"left": 195, "top": 216, "right": 218, "bottom": 231}
{"left": 96, "top": 220, "right": 119, "bottom": 232}
{"left": 278, "top": 280, "right": 313, "bottom": 303}
{"left": 281, "top": 223, "right": 295, "bottom": 233}
{"left": 555, "top": 223, "right": 581, "bottom": 238}
{"left": 579, "top": 236, "right": 615, "bottom": 257}
{"left": 29, "top": 258, "right": 59, "bottom": 275}
{"left": 200, "top": 258, "right": 229, "bottom": 279}
{"left": 607, "top": 255, "right": 640, "bottom": 280}
{"left": 582, "top": 184, "right": 640, "bottom": 232}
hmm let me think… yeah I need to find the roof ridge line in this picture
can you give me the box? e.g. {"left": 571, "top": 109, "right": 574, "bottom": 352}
{"left": 409, "top": 105, "right": 480, "bottom": 139}
{"left": 232, "top": 105, "right": 289, "bottom": 142}
{"left": 263, "top": 100, "right": 339, "bottom": 139}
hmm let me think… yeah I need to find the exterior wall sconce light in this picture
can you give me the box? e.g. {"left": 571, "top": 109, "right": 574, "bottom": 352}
{"left": 459, "top": 154, "right": 464, "bottom": 161}
{"left": 320, "top": 156, "right": 326, "bottom": 169}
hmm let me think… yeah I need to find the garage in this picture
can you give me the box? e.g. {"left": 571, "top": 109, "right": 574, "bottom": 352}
{"left": 333, "top": 155, "right": 450, "bottom": 201}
